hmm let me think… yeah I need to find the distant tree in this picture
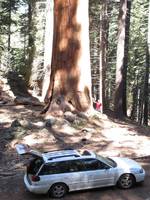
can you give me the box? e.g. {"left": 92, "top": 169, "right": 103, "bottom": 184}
{"left": 143, "top": 0, "right": 150, "bottom": 125}
{"left": 129, "top": 0, "right": 149, "bottom": 124}
{"left": 0, "top": 0, "right": 20, "bottom": 69}
{"left": 99, "top": 0, "right": 110, "bottom": 113}
{"left": 43, "top": 0, "right": 92, "bottom": 116}
{"left": 89, "top": 0, "right": 100, "bottom": 101}
{"left": 25, "top": 0, "right": 36, "bottom": 85}
{"left": 105, "top": 1, "right": 119, "bottom": 110}
{"left": 122, "top": 0, "right": 131, "bottom": 116}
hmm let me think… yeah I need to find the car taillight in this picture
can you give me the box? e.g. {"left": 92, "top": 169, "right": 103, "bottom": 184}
{"left": 31, "top": 175, "right": 40, "bottom": 182}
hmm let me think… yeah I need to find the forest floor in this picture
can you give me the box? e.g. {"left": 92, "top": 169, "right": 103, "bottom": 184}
{"left": 0, "top": 75, "right": 150, "bottom": 200}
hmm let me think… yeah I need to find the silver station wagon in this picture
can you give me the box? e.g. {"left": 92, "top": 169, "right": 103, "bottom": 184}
{"left": 16, "top": 144, "right": 145, "bottom": 198}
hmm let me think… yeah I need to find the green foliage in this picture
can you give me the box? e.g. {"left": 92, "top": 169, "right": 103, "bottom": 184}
{"left": 127, "top": 0, "right": 149, "bottom": 120}
{"left": 10, "top": 48, "right": 26, "bottom": 73}
{"left": 89, "top": 0, "right": 149, "bottom": 123}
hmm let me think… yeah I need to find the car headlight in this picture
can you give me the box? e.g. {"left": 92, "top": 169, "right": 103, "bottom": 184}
{"left": 131, "top": 168, "right": 144, "bottom": 174}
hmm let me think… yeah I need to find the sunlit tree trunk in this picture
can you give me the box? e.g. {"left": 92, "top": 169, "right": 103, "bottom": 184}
{"left": 114, "top": 0, "right": 127, "bottom": 118}
{"left": 44, "top": 0, "right": 92, "bottom": 116}
{"left": 42, "top": 0, "right": 54, "bottom": 100}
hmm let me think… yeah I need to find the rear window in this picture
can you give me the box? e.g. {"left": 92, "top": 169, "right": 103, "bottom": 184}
{"left": 27, "top": 158, "right": 44, "bottom": 175}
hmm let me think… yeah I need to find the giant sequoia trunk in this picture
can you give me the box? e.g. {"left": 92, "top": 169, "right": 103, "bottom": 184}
{"left": 44, "top": 0, "right": 92, "bottom": 116}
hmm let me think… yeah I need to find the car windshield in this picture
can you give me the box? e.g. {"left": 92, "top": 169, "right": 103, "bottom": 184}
{"left": 96, "top": 154, "right": 117, "bottom": 168}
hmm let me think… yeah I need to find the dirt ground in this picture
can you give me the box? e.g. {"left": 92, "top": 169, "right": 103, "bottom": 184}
{"left": 1, "top": 102, "right": 150, "bottom": 200}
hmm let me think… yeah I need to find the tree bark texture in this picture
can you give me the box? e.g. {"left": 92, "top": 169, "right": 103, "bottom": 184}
{"left": 114, "top": 0, "right": 127, "bottom": 118}
{"left": 122, "top": 0, "right": 131, "bottom": 116}
{"left": 44, "top": 0, "right": 92, "bottom": 115}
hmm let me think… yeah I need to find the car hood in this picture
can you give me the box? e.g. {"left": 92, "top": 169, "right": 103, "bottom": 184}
{"left": 110, "top": 157, "right": 142, "bottom": 169}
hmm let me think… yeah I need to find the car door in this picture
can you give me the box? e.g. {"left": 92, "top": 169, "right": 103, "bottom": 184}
{"left": 80, "top": 158, "right": 116, "bottom": 189}
{"left": 66, "top": 159, "right": 87, "bottom": 191}
{"left": 37, "top": 160, "right": 83, "bottom": 192}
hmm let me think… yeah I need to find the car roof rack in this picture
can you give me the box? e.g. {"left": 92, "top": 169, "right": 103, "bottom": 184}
{"left": 42, "top": 149, "right": 81, "bottom": 162}
{"left": 43, "top": 148, "right": 74, "bottom": 153}
{"left": 48, "top": 154, "right": 80, "bottom": 160}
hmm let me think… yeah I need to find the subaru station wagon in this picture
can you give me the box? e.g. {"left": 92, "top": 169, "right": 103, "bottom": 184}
{"left": 16, "top": 144, "right": 145, "bottom": 198}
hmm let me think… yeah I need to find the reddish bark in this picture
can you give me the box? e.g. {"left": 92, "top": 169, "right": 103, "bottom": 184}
{"left": 43, "top": 0, "right": 92, "bottom": 116}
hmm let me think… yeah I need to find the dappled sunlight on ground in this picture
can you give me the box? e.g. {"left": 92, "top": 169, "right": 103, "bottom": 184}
{"left": 100, "top": 119, "right": 150, "bottom": 157}
{"left": 0, "top": 105, "right": 150, "bottom": 160}
{"left": 1, "top": 105, "right": 150, "bottom": 200}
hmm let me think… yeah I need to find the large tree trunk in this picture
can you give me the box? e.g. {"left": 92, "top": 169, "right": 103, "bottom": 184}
{"left": 122, "top": 0, "right": 131, "bottom": 116}
{"left": 114, "top": 0, "right": 127, "bottom": 118}
{"left": 44, "top": 0, "right": 92, "bottom": 116}
{"left": 99, "top": 0, "right": 110, "bottom": 113}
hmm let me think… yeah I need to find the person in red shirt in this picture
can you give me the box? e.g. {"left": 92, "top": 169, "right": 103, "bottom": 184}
{"left": 96, "top": 100, "right": 102, "bottom": 112}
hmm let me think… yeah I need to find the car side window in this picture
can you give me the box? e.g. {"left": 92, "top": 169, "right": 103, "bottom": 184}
{"left": 39, "top": 163, "right": 57, "bottom": 175}
{"left": 39, "top": 161, "right": 70, "bottom": 175}
{"left": 83, "top": 159, "right": 107, "bottom": 171}
{"left": 68, "top": 160, "right": 85, "bottom": 172}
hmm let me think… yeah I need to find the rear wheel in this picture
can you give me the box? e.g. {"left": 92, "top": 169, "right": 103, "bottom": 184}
{"left": 49, "top": 183, "right": 68, "bottom": 198}
{"left": 117, "top": 174, "right": 135, "bottom": 189}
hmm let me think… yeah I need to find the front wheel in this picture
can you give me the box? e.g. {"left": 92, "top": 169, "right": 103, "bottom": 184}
{"left": 49, "top": 183, "right": 68, "bottom": 198}
{"left": 117, "top": 174, "right": 135, "bottom": 189}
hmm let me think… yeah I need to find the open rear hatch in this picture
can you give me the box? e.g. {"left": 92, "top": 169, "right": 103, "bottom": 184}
{"left": 16, "top": 144, "right": 42, "bottom": 158}
{"left": 16, "top": 144, "right": 44, "bottom": 180}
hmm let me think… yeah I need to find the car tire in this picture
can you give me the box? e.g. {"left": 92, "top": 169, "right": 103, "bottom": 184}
{"left": 49, "top": 183, "right": 68, "bottom": 198}
{"left": 117, "top": 173, "right": 135, "bottom": 189}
